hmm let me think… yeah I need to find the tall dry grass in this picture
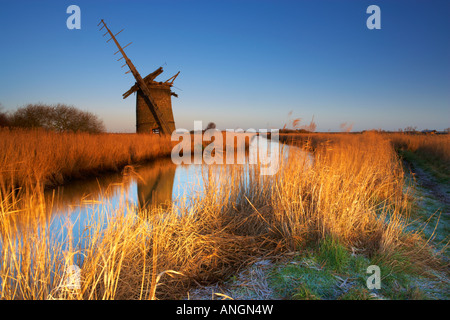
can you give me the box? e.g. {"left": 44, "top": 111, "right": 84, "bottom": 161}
{"left": 389, "top": 133, "right": 450, "bottom": 177}
{"left": 0, "top": 131, "right": 443, "bottom": 299}
{"left": 0, "top": 128, "right": 174, "bottom": 188}
{"left": 0, "top": 128, "right": 254, "bottom": 190}
{"left": 389, "top": 133, "right": 450, "bottom": 163}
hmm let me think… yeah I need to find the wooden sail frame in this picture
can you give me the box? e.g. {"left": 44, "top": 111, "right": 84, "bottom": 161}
{"left": 98, "top": 19, "right": 176, "bottom": 135}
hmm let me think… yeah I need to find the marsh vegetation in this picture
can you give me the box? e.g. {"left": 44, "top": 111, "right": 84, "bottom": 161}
{"left": 0, "top": 130, "right": 448, "bottom": 299}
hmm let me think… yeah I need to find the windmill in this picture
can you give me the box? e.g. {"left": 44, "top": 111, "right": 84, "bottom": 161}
{"left": 98, "top": 19, "right": 179, "bottom": 134}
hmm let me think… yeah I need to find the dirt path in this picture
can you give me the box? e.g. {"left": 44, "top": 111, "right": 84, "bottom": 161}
{"left": 402, "top": 157, "right": 450, "bottom": 267}
{"left": 403, "top": 160, "right": 450, "bottom": 209}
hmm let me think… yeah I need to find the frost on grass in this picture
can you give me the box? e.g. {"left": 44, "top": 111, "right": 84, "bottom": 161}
{"left": 187, "top": 259, "right": 275, "bottom": 300}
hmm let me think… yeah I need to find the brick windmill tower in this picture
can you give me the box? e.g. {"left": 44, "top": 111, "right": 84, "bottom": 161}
{"left": 98, "top": 19, "right": 179, "bottom": 134}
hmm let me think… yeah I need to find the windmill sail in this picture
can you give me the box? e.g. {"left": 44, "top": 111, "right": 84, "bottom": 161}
{"left": 98, "top": 20, "right": 178, "bottom": 134}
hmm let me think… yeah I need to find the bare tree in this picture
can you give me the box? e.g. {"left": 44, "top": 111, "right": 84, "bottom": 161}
{"left": 11, "top": 104, "right": 53, "bottom": 128}
{"left": 10, "top": 103, "right": 105, "bottom": 133}
{"left": 0, "top": 103, "right": 10, "bottom": 127}
{"left": 404, "top": 126, "right": 417, "bottom": 132}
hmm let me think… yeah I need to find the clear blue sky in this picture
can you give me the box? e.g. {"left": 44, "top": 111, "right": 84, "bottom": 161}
{"left": 0, "top": 0, "right": 449, "bottom": 132}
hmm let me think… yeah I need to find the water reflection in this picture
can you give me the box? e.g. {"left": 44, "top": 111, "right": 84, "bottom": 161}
{"left": 6, "top": 137, "right": 312, "bottom": 251}
{"left": 1, "top": 136, "right": 315, "bottom": 272}
{"left": 135, "top": 160, "right": 176, "bottom": 210}
{"left": 45, "top": 158, "right": 177, "bottom": 218}
{"left": 44, "top": 136, "right": 312, "bottom": 217}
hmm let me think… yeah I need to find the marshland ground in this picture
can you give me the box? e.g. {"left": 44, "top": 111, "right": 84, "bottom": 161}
{"left": 0, "top": 129, "right": 449, "bottom": 300}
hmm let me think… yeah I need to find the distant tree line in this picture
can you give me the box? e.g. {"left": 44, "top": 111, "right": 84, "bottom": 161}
{"left": 0, "top": 103, "right": 105, "bottom": 133}
{"left": 0, "top": 104, "right": 8, "bottom": 127}
{"left": 279, "top": 128, "right": 312, "bottom": 134}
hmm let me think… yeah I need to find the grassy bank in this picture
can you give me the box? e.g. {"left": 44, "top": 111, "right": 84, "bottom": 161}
{"left": 0, "top": 132, "right": 448, "bottom": 299}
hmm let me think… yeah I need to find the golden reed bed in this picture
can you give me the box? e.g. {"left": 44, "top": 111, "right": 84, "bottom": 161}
{"left": 1, "top": 130, "right": 445, "bottom": 299}
{"left": 0, "top": 128, "right": 255, "bottom": 189}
